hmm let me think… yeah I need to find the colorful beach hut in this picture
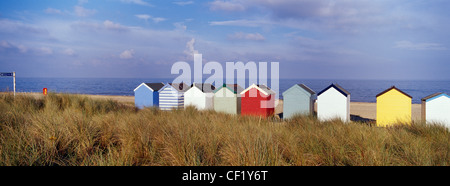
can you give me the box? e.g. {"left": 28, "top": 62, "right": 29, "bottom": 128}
{"left": 184, "top": 83, "right": 216, "bottom": 110}
{"left": 421, "top": 92, "right": 450, "bottom": 128}
{"left": 240, "top": 84, "right": 276, "bottom": 117}
{"left": 376, "top": 86, "right": 412, "bottom": 127}
{"left": 282, "top": 84, "right": 316, "bottom": 119}
{"left": 213, "top": 84, "right": 243, "bottom": 115}
{"left": 317, "top": 83, "right": 350, "bottom": 122}
{"left": 158, "top": 82, "right": 189, "bottom": 110}
{"left": 134, "top": 82, "right": 165, "bottom": 109}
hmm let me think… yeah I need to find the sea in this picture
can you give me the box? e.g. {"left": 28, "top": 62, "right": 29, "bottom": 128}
{"left": 1, "top": 77, "right": 449, "bottom": 104}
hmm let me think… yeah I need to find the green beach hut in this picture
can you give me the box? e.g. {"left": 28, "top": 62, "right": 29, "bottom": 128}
{"left": 213, "top": 84, "right": 243, "bottom": 115}
{"left": 282, "top": 84, "right": 316, "bottom": 119}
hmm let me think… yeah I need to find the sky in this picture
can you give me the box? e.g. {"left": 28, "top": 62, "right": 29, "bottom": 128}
{"left": 1, "top": 0, "right": 450, "bottom": 80}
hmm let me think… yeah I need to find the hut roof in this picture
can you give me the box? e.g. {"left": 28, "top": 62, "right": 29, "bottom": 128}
{"left": 191, "top": 83, "right": 216, "bottom": 93}
{"left": 317, "top": 83, "right": 350, "bottom": 97}
{"left": 376, "top": 86, "right": 412, "bottom": 98}
{"left": 421, "top": 92, "right": 449, "bottom": 101}
{"left": 297, "top": 84, "right": 316, "bottom": 95}
{"left": 134, "top": 82, "right": 165, "bottom": 92}
{"left": 166, "top": 82, "right": 189, "bottom": 92}
{"left": 214, "top": 84, "right": 244, "bottom": 94}
{"left": 240, "top": 84, "right": 276, "bottom": 95}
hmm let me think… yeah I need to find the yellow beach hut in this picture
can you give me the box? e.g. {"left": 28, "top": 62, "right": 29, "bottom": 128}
{"left": 376, "top": 86, "right": 412, "bottom": 127}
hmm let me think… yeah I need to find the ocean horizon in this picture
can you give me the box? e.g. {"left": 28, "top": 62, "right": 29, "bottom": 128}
{"left": 1, "top": 77, "right": 449, "bottom": 104}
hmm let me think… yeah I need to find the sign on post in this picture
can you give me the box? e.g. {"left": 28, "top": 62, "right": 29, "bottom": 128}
{"left": 0, "top": 72, "right": 15, "bottom": 96}
{"left": 0, "top": 73, "right": 13, "bottom": 77}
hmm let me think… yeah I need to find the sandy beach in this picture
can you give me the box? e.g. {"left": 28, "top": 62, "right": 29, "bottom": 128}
{"left": 5, "top": 92, "right": 422, "bottom": 122}
{"left": 350, "top": 102, "right": 421, "bottom": 122}
{"left": 276, "top": 100, "right": 421, "bottom": 122}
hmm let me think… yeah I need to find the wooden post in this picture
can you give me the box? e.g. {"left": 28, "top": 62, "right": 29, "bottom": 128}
{"left": 13, "top": 71, "right": 16, "bottom": 97}
{"left": 421, "top": 100, "right": 426, "bottom": 123}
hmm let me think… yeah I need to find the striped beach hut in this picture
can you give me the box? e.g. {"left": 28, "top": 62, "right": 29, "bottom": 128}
{"left": 282, "top": 84, "right": 316, "bottom": 119}
{"left": 376, "top": 86, "right": 412, "bottom": 127}
{"left": 240, "top": 84, "right": 276, "bottom": 117}
{"left": 213, "top": 84, "right": 243, "bottom": 115}
{"left": 158, "top": 82, "right": 189, "bottom": 110}
{"left": 134, "top": 82, "right": 165, "bottom": 109}
{"left": 421, "top": 92, "right": 450, "bottom": 128}
{"left": 184, "top": 83, "right": 216, "bottom": 110}
{"left": 317, "top": 83, "right": 350, "bottom": 122}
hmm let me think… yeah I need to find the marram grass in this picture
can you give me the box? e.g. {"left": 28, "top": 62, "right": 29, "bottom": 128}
{"left": 0, "top": 93, "right": 449, "bottom": 166}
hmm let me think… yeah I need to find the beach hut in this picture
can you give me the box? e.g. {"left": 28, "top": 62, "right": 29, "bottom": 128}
{"left": 376, "top": 86, "right": 412, "bottom": 127}
{"left": 240, "top": 84, "right": 276, "bottom": 117}
{"left": 158, "top": 82, "right": 189, "bottom": 110}
{"left": 184, "top": 83, "right": 216, "bottom": 110}
{"left": 421, "top": 93, "right": 450, "bottom": 128}
{"left": 317, "top": 83, "right": 350, "bottom": 122}
{"left": 282, "top": 84, "right": 316, "bottom": 119}
{"left": 213, "top": 84, "right": 243, "bottom": 115}
{"left": 134, "top": 82, "right": 165, "bottom": 109}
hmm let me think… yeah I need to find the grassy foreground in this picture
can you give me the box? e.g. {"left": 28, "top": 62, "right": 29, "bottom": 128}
{"left": 0, "top": 93, "right": 449, "bottom": 166}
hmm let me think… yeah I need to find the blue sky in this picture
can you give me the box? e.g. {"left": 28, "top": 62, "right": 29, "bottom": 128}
{"left": 1, "top": 0, "right": 450, "bottom": 80}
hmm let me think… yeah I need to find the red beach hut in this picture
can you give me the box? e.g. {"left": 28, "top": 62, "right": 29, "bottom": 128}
{"left": 240, "top": 84, "right": 276, "bottom": 117}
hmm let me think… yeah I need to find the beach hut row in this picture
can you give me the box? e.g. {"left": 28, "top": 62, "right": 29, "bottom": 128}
{"left": 375, "top": 86, "right": 449, "bottom": 128}
{"left": 134, "top": 82, "right": 275, "bottom": 117}
{"left": 134, "top": 82, "right": 450, "bottom": 128}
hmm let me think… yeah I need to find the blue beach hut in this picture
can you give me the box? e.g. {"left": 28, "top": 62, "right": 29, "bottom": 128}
{"left": 282, "top": 84, "right": 316, "bottom": 119}
{"left": 134, "top": 82, "right": 165, "bottom": 109}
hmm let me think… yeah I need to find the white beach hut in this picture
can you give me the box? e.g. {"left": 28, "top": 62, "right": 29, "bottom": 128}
{"left": 316, "top": 83, "right": 350, "bottom": 122}
{"left": 184, "top": 83, "right": 216, "bottom": 110}
{"left": 421, "top": 92, "right": 450, "bottom": 128}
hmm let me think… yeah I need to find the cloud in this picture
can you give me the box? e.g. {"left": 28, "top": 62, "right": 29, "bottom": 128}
{"left": 135, "top": 14, "right": 167, "bottom": 23}
{"left": 0, "top": 40, "right": 28, "bottom": 53}
{"left": 37, "top": 47, "right": 53, "bottom": 55}
{"left": 174, "top": 22, "right": 187, "bottom": 31}
{"left": 0, "top": 41, "right": 76, "bottom": 57}
{"left": 44, "top": 8, "right": 63, "bottom": 14}
{"left": 228, "top": 32, "right": 265, "bottom": 41}
{"left": 210, "top": 19, "right": 270, "bottom": 27}
{"left": 209, "top": 0, "right": 376, "bottom": 18}
{"left": 208, "top": 0, "right": 394, "bottom": 33}
{"left": 103, "top": 20, "right": 129, "bottom": 31}
{"left": 71, "top": 20, "right": 129, "bottom": 32}
{"left": 183, "top": 38, "right": 198, "bottom": 59}
{"left": 135, "top": 14, "right": 151, "bottom": 21}
{"left": 173, "top": 1, "right": 194, "bottom": 6}
{"left": 209, "top": 0, "right": 245, "bottom": 11}
{"left": 394, "top": 41, "right": 448, "bottom": 51}
{"left": 120, "top": 0, "right": 153, "bottom": 7}
{"left": 0, "top": 19, "right": 49, "bottom": 35}
{"left": 66, "top": 19, "right": 192, "bottom": 63}
{"left": 0, "top": 40, "right": 11, "bottom": 48}
{"left": 74, "top": 5, "right": 96, "bottom": 17}
{"left": 151, "top": 17, "right": 167, "bottom": 23}
{"left": 120, "top": 49, "right": 135, "bottom": 59}
{"left": 62, "top": 48, "right": 76, "bottom": 56}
